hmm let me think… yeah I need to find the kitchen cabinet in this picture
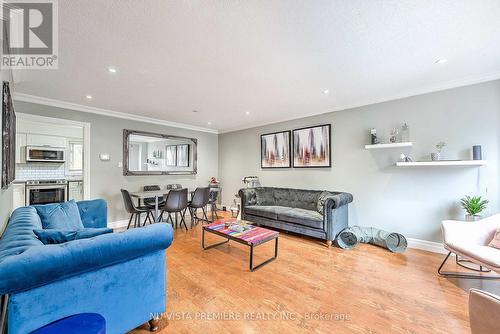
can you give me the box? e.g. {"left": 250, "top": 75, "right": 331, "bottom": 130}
{"left": 68, "top": 181, "right": 83, "bottom": 201}
{"left": 15, "top": 132, "right": 27, "bottom": 163}
{"left": 27, "top": 134, "right": 66, "bottom": 148}
{"left": 12, "top": 183, "right": 26, "bottom": 210}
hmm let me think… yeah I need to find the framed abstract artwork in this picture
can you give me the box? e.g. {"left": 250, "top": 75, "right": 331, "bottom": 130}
{"left": 176, "top": 144, "right": 190, "bottom": 167}
{"left": 2, "top": 81, "right": 15, "bottom": 189}
{"left": 292, "top": 124, "right": 331, "bottom": 168}
{"left": 165, "top": 145, "right": 177, "bottom": 166}
{"left": 261, "top": 130, "right": 291, "bottom": 168}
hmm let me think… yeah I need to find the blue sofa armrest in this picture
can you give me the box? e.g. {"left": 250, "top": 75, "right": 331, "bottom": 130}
{"left": 77, "top": 199, "right": 107, "bottom": 228}
{"left": 0, "top": 224, "right": 173, "bottom": 295}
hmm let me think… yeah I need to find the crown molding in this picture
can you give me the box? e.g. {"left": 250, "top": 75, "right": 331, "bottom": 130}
{"left": 12, "top": 93, "right": 219, "bottom": 134}
{"left": 219, "top": 73, "right": 500, "bottom": 134}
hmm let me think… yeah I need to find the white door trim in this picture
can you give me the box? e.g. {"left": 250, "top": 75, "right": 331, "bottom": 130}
{"left": 16, "top": 113, "right": 91, "bottom": 200}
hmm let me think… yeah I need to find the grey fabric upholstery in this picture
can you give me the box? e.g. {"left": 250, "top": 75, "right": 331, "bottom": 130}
{"left": 245, "top": 206, "right": 290, "bottom": 220}
{"left": 277, "top": 208, "right": 323, "bottom": 229}
{"left": 239, "top": 187, "right": 353, "bottom": 242}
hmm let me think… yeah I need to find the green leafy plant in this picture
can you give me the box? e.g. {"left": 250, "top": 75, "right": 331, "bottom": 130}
{"left": 460, "top": 196, "right": 489, "bottom": 216}
{"left": 435, "top": 141, "right": 446, "bottom": 153}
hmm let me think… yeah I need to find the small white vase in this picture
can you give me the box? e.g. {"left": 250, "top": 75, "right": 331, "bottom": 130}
{"left": 431, "top": 153, "right": 440, "bottom": 161}
{"left": 465, "top": 214, "right": 482, "bottom": 222}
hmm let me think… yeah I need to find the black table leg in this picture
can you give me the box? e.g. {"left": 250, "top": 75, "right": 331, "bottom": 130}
{"left": 201, "top": 228, "right": 229, "bottom": 250}
{"left": 250, "top": 238, "right": 278, "bottom": 272}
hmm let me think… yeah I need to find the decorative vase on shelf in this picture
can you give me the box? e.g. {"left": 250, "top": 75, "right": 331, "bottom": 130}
{"left": 430, "top": 153, "right": 440, "bottom": 161}
{"left": 389, "top": 128, "right": 399, "bottom": 143}
{"left": 401, "top": 123, "right": 410, "bottom": 142}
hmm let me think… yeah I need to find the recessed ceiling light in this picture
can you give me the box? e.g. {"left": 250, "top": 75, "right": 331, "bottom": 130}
{"left": 435, "top": 58, "right": 448, "bottom": 64}
{"left": 207, "top": 121, "right": 212, "bottom": 125}
{"left": 107, "top": 67, "right": 117, "bottom": 73}
{"left": 245, "top": 111, "right": 250, "bottom": 116}
{"left": 323, "top": 89, "right": 330, "bottom": 94}
{"left": 85, "top": 95, "right": 92, "bottom": 99}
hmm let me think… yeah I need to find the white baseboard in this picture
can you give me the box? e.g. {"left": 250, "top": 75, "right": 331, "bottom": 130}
{"left": 109, "top": 209, "right": 207, "bottom": 229}
{"left": 407, "top": 238, "right": 447, "bottom": 254}
{"left": 108, "top": 219, "right": 129, "bottom": 229}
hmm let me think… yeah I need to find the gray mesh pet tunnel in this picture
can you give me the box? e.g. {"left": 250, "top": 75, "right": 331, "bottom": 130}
{"left": 335, "top": 226, "right": 407, "bottom": 253}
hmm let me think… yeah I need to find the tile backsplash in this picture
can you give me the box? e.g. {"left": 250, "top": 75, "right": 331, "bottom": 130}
{"left": 16, "top": 163, "right": 65, "bottom": 180}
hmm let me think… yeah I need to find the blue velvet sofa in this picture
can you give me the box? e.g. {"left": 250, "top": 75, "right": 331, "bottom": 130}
{"left": 0, "top": 199, "right": 173, "bottom": 334}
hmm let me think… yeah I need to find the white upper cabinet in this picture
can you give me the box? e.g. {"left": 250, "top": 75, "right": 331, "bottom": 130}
{"left": 26, "top": 134, "right": 66, "bottom": 148}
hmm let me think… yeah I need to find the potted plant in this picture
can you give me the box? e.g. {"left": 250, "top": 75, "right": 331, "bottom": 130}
{"left": 460, "top": 195, "right": 489, "bottom": 221}
{"left": 431, "top": 141, "right": 446, "bottom": 161}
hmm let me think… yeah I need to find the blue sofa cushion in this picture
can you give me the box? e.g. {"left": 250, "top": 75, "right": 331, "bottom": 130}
{"left": 33, "top": 228, "right": 113, "bottom": 245}
{"left": 34, "top": 200, "right": 84, "bottom": 230}
{"left": 77, "top": 199, "right": 107, "bottom": 229}
{"left": 277, "top": 208, "right": 324, "bottom": 229}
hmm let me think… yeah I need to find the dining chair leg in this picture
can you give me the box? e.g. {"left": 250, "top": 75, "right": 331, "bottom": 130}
{"left": 179, "top": 210, "right": 188, "bottom": 231}
{"left": 202, "top": 207, "right": 209, "bottom": 223}
{"left": 127, "top": 213, "right": 134, "bottom": 229}
{"left": 133, "top": 213, "right": 139, "bottom": 228}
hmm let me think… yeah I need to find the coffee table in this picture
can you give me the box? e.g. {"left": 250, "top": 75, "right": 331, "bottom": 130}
{"left": 202, "top": 219, "right": 279, "bottom": 271}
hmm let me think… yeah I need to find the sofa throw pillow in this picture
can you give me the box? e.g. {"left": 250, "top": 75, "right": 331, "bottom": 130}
{"left": 34, "top": 200, "right": 84, "bottom": 230}
{"left": 33, "top": 228, "right": 113, "bottom": 245}
{"left": 317, "top": 191, "right": 332, "bottom": 214}
{"left": 488, "top": 228, "right": 500, "bottom": 250}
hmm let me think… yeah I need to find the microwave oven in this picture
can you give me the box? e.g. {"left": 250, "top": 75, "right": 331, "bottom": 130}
{"left": 26, "top": 146, "right": 66, "bottom": 163}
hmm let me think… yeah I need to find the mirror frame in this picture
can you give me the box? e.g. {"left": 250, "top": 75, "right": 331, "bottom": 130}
{"left": 123, "top": 129, "right": 198, "bottom": 176}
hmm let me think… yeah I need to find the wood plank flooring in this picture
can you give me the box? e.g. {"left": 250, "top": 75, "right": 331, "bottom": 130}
{"left": 129, "top": 213, "right": 499, "bottom": 334}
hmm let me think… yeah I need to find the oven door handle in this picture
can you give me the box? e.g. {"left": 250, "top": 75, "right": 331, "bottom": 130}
{"left": 27, "top": 185, "right": 68, "bottom": 190}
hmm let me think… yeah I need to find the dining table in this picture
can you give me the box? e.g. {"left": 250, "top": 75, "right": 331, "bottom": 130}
{"left": 129, "top": 188, "right": 196, "bottom": 223}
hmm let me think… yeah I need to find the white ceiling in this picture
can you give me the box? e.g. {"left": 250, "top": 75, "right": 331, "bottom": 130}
{"left": 12, "top": 0, "right": 500, "bottom": 133}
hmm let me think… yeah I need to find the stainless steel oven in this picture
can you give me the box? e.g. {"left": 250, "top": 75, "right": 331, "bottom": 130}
{"left": 26, "top": 180, "right": 68, "bottom": 205}
{"left": 26, "top": 146, "right": 65, "bottom": 163}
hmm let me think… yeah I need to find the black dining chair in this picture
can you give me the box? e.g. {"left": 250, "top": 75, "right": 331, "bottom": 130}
{"left": 143, "top": 185, "right": 166, "bottom": 208}
{"left": 120, "top": 189, "right": 154, "bottom": 229}
{"left": 160, "top": 188, "right": 188, "bottom": 230}
{"left": 188, "top": 187, "right": 210, "bottom": 227}
{"left": 208, "top": 188, "right": 221, "bottom": 221}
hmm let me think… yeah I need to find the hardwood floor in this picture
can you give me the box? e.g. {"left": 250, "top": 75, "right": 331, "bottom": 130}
{"left": 130, "top": 213, "right": 499, "bottom": 334}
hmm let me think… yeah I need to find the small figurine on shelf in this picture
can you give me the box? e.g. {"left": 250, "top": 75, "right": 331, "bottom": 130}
{"left": 399, "top": 153, "right": 413, "bottom": 162}
{"left": 209, "top": 176, "right": 219, "bottom": 185}
{"left": 370, "top": 128, "right": 379, "bottom": 145}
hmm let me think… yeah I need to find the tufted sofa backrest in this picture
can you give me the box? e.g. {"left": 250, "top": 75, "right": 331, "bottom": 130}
{"left": 0, "top": 199, "right": 107, "bottom": 264}
{"left": 271, "top": 187, "right": 321, "bottom": 211}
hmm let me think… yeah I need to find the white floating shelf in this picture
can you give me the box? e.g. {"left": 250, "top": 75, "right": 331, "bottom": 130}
{"left": 365, "top": 142, "right": 413, "bottom": 149}
{"left": 396, "top": 160, "right": 487, "bottom": 167}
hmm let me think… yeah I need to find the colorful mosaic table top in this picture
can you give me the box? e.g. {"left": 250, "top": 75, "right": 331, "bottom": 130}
{"left": 204, "top": 219, "right": 279, "bottom": 245}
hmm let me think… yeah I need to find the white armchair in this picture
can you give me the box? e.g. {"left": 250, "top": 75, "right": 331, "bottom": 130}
{"left": 439, "top": 214, "right": 499, "bottom": 279}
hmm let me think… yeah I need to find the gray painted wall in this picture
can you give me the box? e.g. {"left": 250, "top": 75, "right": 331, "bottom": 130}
{"left": 219, "top": 80, "right": 500, "bottom": 242}
{"left": 12, "top": 101, "right": 219, "bottom": 223}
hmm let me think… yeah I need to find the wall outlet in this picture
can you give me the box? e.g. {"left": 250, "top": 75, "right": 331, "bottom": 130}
{"left": 117, "top": 162, "right": 123, "bottom": 168}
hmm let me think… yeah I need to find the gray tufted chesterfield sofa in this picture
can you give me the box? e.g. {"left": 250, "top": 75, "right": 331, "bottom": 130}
{"left": 239, "top": 187, "right": 353, "bottom": 246}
